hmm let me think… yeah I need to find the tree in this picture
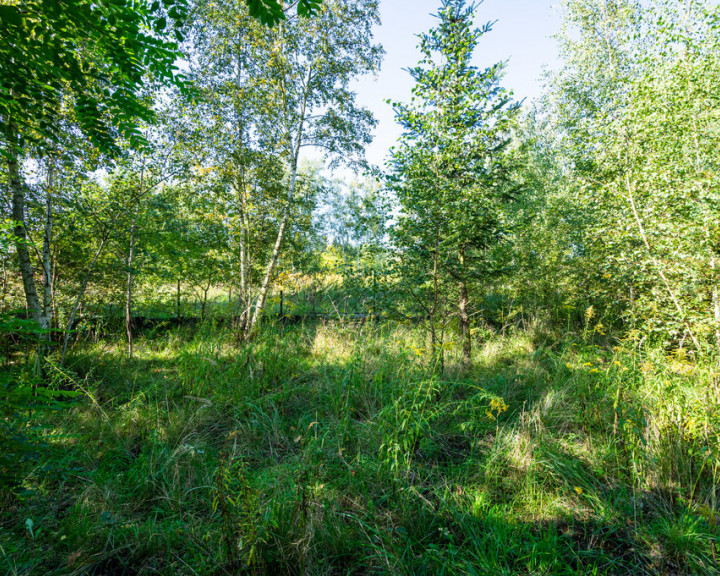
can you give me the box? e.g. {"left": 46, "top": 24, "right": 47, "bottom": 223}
{"left": 1, "top": 0, "right": 188, "bottom": 354}
{"left": 247, "top": 0, "right": 382, "bottom": 335}
{"left": 543, "top": 0, "right": 720, "bottom": 352}
{"left": 388, "top": 0, "right": 520, "bottom": 366}
{"left": 246, "top": 0, "right": 323, "bottom": 25}
{"left": 185, "top": 0, "right": 382, "bottom": 337}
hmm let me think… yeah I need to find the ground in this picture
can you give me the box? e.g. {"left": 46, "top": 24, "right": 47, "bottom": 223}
{"left": 1, "top": 320, "right": 718, "bottom": 575}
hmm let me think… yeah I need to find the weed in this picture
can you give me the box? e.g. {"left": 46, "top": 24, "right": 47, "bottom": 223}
{"left": 1, "top": 321, "right": 719, "bottom": 574}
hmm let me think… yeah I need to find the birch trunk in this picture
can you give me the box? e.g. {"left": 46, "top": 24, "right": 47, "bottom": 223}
{"left": 458, "top": 247, "right": 471, "bottom": 366}
{"left": 233, "top": 43, "right": 251, "bottom": 335}
{"left": 246, "top": 31, "right": 311, "bottom": 337}
{"left": 125, "top": 166, "right": 145, "bottom": 359}
{"left": 247, "top": 166, "right": 297, "bottom": 336}
{"left": 126, "top": 221, "right": 136, "bottom": 359}
{"left": 7, "top": 128, "right": 43, "bottom": 326}
{"left": 430, "top": 239, "right": 439, "bottom": 360}
{"left": 237, "top": 177, "right": 250, "bottom": 333}
{"left": 41, "top": 159, "right": 54, "bottom": 338}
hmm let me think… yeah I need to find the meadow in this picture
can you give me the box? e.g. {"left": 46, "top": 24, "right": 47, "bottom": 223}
{"left": 2, "top": 316, "right": 718, "bottom": 575}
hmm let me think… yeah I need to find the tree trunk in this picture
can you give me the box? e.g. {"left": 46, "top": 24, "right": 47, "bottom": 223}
{"left": 238, "top": 182, "right": 250, "bottom": 333}
{"left": 439, "top": 314, "right": 446, "bottom": 375}
{"left": 459, "top": 280, "right": 471, "bottom": 365}
{"left": 176, "top": 277, "right": 182, "bottom": 320}
{"left": 7, "top": 127, "right": 43, "bottom": 326}
{"left": 429, "top": 243, "right": 439, "bottom": 360}
{"left": 311, "top": 280, "right": 316, "bottom": 315}
{"left": 1, "top": 260, "right": 7, "bottom": 313}
{"left": 248, "top": 163, "right": 298, "bottom": 336}
{"left": 41, "top": 159, "right": 54, "bottom": 340}
{"left": 201, "top": 279, "right": 211, "bottom": 322}
{"left": 126, "top": 221, "right": 136, "bottom": 359}
{"left": 233, "top": 45, "right": 251, "bottom": 336}
{"left": 458, "top": 247, "right": 471, "bottom": 366}
{"left": 51, "top": 249, "right": 60, "bottom": 328}
{"left": 246, "top": 51, "right": 311, "bottom": 337}
{"left": 125, "top": 167, "right": 145, "bottom": 359}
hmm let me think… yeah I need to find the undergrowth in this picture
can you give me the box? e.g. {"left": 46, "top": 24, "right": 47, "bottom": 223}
{"left": 1, "top": 320, "right": 719, "bottom": 575}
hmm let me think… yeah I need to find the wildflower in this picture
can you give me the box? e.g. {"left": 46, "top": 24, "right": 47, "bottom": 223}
{"left": 574, "top": 486, "right": 583, "bottom": 495}
{"left": 490, "top": 397, "right": 508, "bottom": 413}
{"left": 488, "top": 397, "right": 508, "bottom": 420}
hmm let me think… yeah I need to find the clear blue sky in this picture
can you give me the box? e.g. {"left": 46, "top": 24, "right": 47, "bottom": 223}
{"left": 352, "top": 0, "right": 562, "bottom": 168}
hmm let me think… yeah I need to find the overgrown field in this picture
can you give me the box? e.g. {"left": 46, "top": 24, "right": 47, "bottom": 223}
{"left": 2, "top": 321, "right": 719, "bottom": 575}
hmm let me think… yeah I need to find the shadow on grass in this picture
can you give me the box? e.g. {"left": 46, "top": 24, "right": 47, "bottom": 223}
{"left": 1, "top": 322, "right": 718, "bottom": 575}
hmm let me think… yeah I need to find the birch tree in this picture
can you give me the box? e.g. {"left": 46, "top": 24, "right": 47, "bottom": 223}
{"left": 186, "top": 0, "right": 382, "bottom": 336}
{"left": 546, "top": 0, "right": 720, "bottom": 351}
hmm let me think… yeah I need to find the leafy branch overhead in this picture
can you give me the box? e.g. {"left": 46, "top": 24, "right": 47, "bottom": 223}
{"left": 0, "top": 0, "right": 190, "bottom": 156}
{"left": 246, "top": 0, "right": 323, "bottom": 25}
{"left": 0, "top": 0, "right": 322, "bottom": 157}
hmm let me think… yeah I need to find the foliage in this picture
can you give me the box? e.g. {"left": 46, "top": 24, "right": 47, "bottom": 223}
{"left": 0, "top": 0, "right": 189, "bottom": 155}
{"left": 246, "top": 0, "right": 323, "bottom": 26}
{"left": 533, "top": 0, "right": 720, "bottom": 352}
{"left": 387, "top": 0, "right": 521, "bottom": 364}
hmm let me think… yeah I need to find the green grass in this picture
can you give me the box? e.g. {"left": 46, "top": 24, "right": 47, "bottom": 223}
{"left": 1, "top": 320, "right": 719, "bottom": 574}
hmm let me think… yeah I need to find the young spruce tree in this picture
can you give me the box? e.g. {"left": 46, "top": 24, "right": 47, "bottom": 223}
{"left": 388, "top": 0, "right": 519, "bottom": 367}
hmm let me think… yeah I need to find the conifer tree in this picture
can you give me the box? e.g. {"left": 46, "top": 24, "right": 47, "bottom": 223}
{"left": 388, "top": 0, "right": 519, "bottom": 366}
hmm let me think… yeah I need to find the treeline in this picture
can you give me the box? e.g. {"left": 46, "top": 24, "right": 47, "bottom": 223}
{"left": 2, "top": 0, "right": 720, "bottom": 367}
{"left": 1, "top": 0, "right": 383, "bottom": 360}
{"left": 380, "top": 0, "right": 720, "bottom": 366}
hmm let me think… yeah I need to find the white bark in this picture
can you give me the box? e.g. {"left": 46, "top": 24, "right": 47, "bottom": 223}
{"left": 41, "top": 159, "right": 54, "bottom": 334}
{"left": 248, "top": 165, "right": 297, "bottom": 335}
{"left": 7, "top": 124, "right": 43, "bottom": 326}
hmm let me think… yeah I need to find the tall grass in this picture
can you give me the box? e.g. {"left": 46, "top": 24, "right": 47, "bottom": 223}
{"left": 1, "top": 320, "right": 718, "bottom": 574}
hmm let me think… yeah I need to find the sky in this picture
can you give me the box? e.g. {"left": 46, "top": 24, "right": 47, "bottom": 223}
{"left": 350, "top": 0, "right": 563, "bottom": 169}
